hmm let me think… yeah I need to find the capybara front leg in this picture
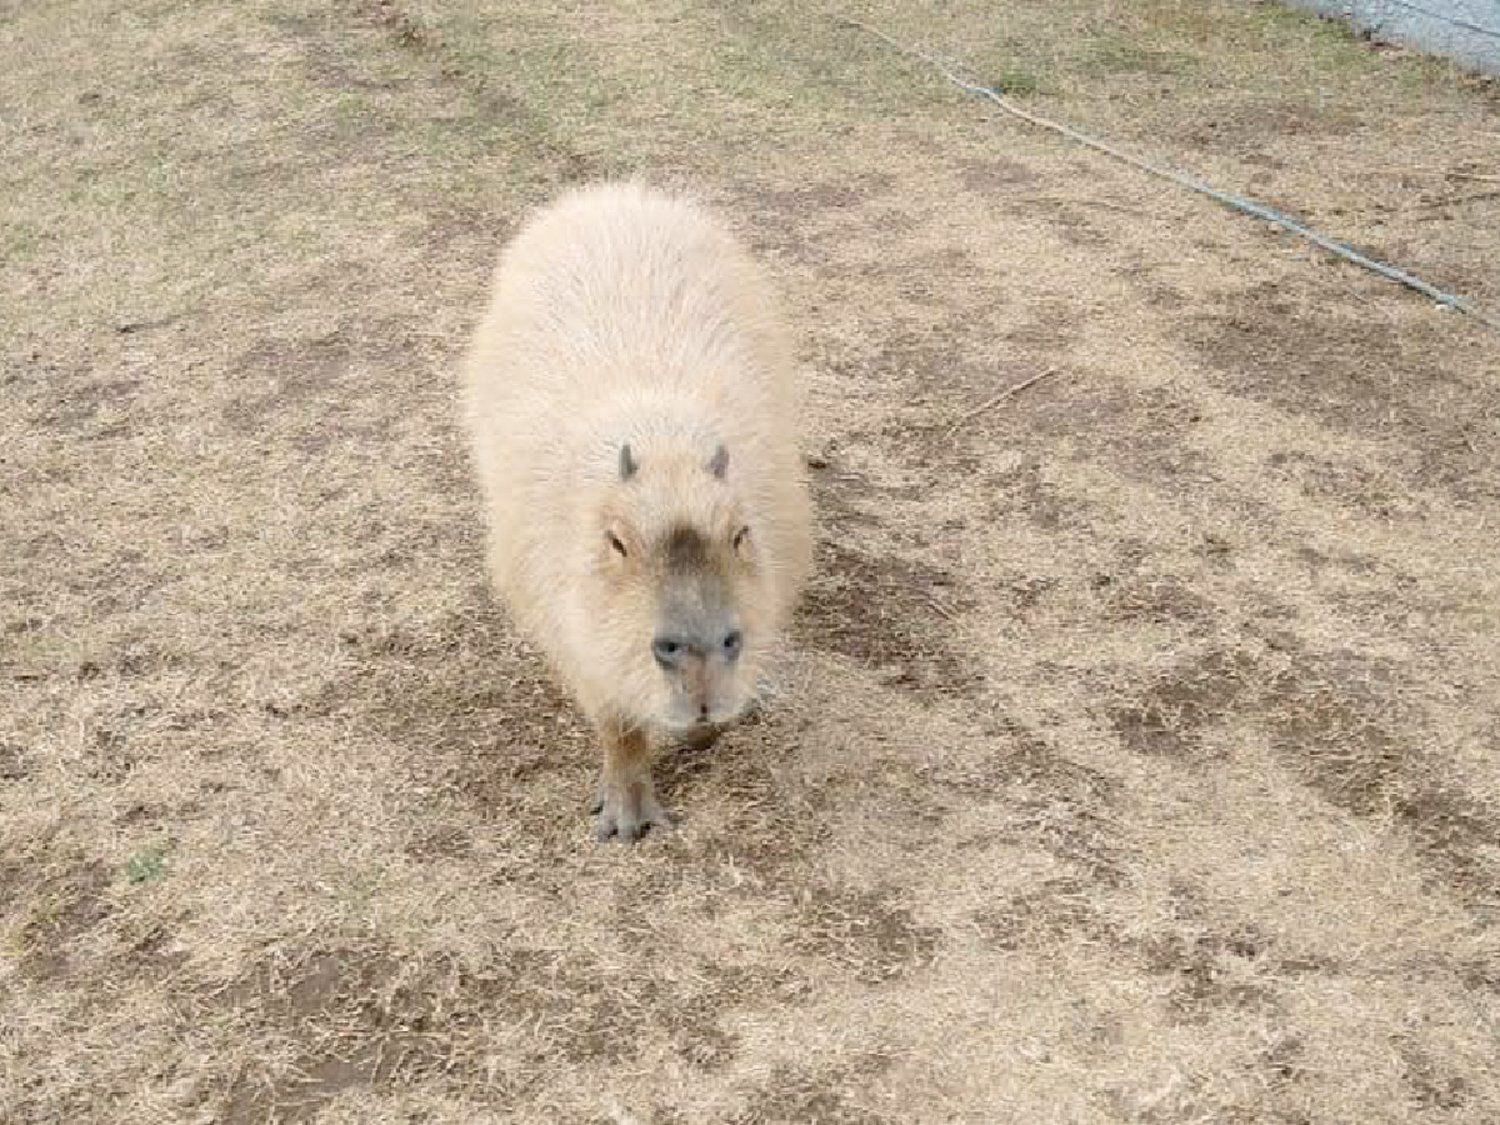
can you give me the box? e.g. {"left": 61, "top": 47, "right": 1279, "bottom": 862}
{"left": 592, "top": 720, "right": 671, "bottom": 843}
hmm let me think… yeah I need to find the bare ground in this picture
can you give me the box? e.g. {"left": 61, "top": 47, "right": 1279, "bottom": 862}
{"left": 2, "top": 1, "right": 1499, "bottom": 1122}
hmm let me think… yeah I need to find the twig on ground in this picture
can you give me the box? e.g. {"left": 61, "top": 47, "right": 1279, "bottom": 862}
{"left": 944, "top": 368, "right": 1059, "bottom": 436}
{"left": 924, "top": 592, "right": 959, "bottom": 620}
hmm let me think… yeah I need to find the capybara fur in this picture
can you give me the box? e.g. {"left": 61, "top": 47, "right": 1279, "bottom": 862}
{"left": 460, "top": 180, "right": 814, "bottom": 842}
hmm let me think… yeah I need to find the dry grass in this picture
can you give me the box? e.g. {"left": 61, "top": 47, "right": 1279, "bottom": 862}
{"left": 3, "top": 0, "right": 1499, "bottom": 1122}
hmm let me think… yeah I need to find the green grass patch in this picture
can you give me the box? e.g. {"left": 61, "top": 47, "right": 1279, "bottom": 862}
{"left": 985, "top": 67, "right": 1043, "bottom": 97}
{"left": 125, "top": 843, "right": 171, "bottom": 886}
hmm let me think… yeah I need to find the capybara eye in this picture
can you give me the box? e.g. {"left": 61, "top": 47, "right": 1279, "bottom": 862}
{"left": 607, "top": 532, "right": 628, "bottom": 557}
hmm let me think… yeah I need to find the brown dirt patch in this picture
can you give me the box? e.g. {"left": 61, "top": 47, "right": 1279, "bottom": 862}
{"left": 784, "top": 883, "right": 939, "bottom": 984}
{"left": 1112, "top": 641, "right": 1500, "bottom": 904}
{"left": 1111, "top": 648, "right": 1263, "bottom": 760}
{"left": 795, "top": 539, "right": 981, "bottom": 700}
{"left": 727, "top": 1052, "right": 896, "bottom": 1125}
{"left": 1183, "top": 287, "right": 1500, "bottom": 505}
{"left": 15, "top": 857, "right": 113, "bottom": 981}
{"left": 215, "top": 947, "right": 449, "bottom": 1123}
{"left": 930, "top": 718, "right": 1127, "bottom": 882}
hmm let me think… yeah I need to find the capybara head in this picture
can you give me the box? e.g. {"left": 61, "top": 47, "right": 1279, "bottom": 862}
{"left": 584, "top": 437, "right": 773, "bottom": 733}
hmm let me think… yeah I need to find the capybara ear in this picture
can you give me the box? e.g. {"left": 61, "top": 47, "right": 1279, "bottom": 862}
{"left": 619, "top": 443, "right": 638, "bottom": 482}
{"left": 707, "top": 443, "right": 729, "bottom": 481}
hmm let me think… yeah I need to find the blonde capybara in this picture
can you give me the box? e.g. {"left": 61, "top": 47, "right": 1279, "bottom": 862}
{"left": 460, "top": 180, "right": 814, "bottom": 842}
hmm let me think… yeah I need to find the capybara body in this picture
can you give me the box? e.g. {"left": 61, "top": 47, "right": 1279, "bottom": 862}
{"left": 460, "top": 180, "right": 813, "bottom": 841}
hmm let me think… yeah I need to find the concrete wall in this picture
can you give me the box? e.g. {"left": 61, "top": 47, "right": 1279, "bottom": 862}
{"left": 1286, "top": 0, "right": 1500, "bottom": 75}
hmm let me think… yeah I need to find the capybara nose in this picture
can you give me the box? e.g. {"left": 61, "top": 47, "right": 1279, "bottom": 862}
{"left": 652, "top": 635, "right": 685, "bottom": 670}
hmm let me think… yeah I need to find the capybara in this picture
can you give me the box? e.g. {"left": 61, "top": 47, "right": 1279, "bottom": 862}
{"left": 460, "top": 180, "right": 814, "bottom": 841}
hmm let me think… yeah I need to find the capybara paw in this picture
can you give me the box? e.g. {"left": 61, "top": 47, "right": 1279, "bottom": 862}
{"left": 593, "top": 781, "right": 673, "bottom": 843}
